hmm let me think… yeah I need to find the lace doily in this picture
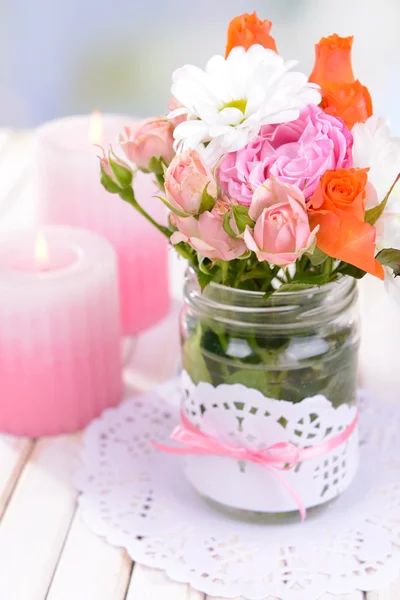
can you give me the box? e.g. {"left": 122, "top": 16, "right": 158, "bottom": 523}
{"left": 75, "top": 379, "right": 400, "bottom": 600}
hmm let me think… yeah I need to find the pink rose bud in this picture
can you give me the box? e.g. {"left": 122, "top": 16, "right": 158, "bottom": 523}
{"left": 119, "top": 118, "right": 175, "bottom": 171}
{"left": 100, "top": 155, "right": 132, "bottom": 193}
{"left": 244, "top": 178, "right": 318, "bottom": 266}
{"left": 164, "top": 149, "right": 217, "bottom": 217}
{"left": 171, "top": 206, "right": 246, "bottom": 262}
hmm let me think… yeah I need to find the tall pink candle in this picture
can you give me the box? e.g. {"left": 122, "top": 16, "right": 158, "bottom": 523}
{"left": 34, "top": 114, "right": 170, "bottom": 336}
{"left": 0, "top": 226, "right": 122, "bottom": 436}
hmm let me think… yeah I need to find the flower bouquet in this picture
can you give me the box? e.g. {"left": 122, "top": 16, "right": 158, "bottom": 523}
{"left": 99, "top": 12, "right": 400, "bottom": 517}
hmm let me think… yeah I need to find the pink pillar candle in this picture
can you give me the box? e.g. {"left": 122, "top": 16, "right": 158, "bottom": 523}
{"left": 0, "top": 226, "right": 122, "bottom": 436}
{"left": 34, "top": 114, "right": 170, "bottom": 336}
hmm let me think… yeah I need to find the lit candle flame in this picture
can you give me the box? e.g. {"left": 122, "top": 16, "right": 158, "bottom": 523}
{"left": 89, "top": 109, "right": 103, "bottom": 145}
{"left": 35, "top": 232, "right": 50, "bottom": 271}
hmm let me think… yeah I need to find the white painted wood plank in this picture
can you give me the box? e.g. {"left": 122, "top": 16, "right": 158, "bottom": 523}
{"left": 319, "top": 593, "right": 365, "bottom": 599}
{"left": 0, "top": 435, "right": 33, "bottom": 517}
{"left": 0, "top": 436, "right": 79, "bottom": 600}
{"left": 126, "top": 564, "right": 205, "bottom": 599}
{"left": 367, "top": 580, "right": 400, "bottom": 598}
{"left": 206, "top": 596, "right": 279, "bottom": 600}
{"left": 207, "top": 594, "right": 364, "bottom": 600}
{"left": 47, "top": 510, "right": 132, "bottom": 600}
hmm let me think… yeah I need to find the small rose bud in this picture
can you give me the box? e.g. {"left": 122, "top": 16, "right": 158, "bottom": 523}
{"left": 100, "top": 155, "right": 133, "bottom": 193}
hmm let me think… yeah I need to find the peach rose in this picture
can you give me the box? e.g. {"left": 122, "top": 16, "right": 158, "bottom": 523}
{"left": 164, "top": 149, "right": 217, "bottom": 217}
{"left": 119, "top": 118, "right": 175, "bottom": 171}
{"left": 309, "top": 34, "right": 355, "bottom": 87}
{"left": 225, "top": 11, "right": 277, "bottom": 57}
{"left": 308, "top": 168, "right": 384, "bottom": 279}
{"left": 321, "top": 80, "right": 373, "bottom": 129}
{"left": 171, "top": 205, "right": 246, "bottom": 262}
{"left": 244, "top": 179, "right": 318, "bottom": 266}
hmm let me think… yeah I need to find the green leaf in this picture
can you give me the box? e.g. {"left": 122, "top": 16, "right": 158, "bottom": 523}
{"left": 100, "top": 171, "right": 121, "bottom": 194}
{"left": 197, "top": 270, "right": 214, "bottom": 290}
{"left": 155, "top": 173, "right": 165, "bottom": 188}
{"left": 197, "top": 255, "right": 210, "bottom": 274}
{"left": 376, "top": 248, "right": 400, "bottom": 276}
{"left": 225, "top": 369, "right": 270, "bottom": 395}
{"left": 365, "top": 173, "right": 400, "bottom": 225}
{"left": 222, "top": 211, "right": 240, "bottom": 239}
{"left": 156, "top": 196, "right": 189, "bottom": 218}
{"left": 337, "top": 262, "right": 367, "bottom": 279}
{"left": 307, "top": 246, "right": 328, "bottom": 266}
{"left": 290, "top": 273, "right": 333, "bottom": 286}
{"left": 232, "top": 205, "right": 254, "bottom": 234}
{"left": 277, "top": 282, "right": 313, "bottom": 293}
{"left": 182, "top": 326, "right": 212, "bottom": 384}
{"left": 198, "top": 183, "right": 216, "bottom": 214}
{"left": 238, "top": 267, "right": 269, "bottom": 282}
{"left": 148, "top": 156, "right": 164, "bottom": 176}
{"left": 108, "top": 156, "right": 132, "bottom": 188}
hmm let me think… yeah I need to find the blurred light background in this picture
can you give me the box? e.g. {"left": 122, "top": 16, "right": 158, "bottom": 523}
{"left": 0, "top": 0, "right": 399, "bottom": 130}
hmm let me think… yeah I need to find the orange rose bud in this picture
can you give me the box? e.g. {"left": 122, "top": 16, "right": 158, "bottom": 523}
{"left": 309, "top": 34, "right": 355, "bottom": 87}
{"left": 321, "top": 80, "right": 373, "bottom": 129}
{"left": 308, "top": 168, "right": 384, "bottom": 280}
{"left": 225, "top": 11, "right": 277, "bottom": 58}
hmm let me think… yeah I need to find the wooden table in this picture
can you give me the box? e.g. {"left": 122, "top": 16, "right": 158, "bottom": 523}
{"left": 0, "top": 129, "right": 397, "bottom": 600}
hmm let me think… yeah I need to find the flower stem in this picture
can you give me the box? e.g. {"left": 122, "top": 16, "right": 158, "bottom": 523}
{"left": 119, "top": 186, "right": 171, "bottom": 238}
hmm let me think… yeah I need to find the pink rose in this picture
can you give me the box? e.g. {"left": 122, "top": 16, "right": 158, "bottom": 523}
{"left": 164, "top": 149, "right": 217, "bottom": 216}
{"left": 119, "top": 118, "right": 175, "bottom": 170}
{"left": 218, "top": 104, "right": 353, "bottom": 205}
{"left": 244, "top": 179, "right": 318, "bottom": 266}
{"left": 171, "top": 203, "right": 246, "bottom": 261}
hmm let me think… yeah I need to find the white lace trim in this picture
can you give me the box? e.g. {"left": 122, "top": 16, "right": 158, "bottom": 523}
{"left": 181, "top": 371, "right": 358, "bottom": 512}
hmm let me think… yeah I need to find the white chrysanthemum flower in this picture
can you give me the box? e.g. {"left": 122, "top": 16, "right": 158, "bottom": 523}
{"left": 169, "top": 45, "right": 321, "bottom": 164}
{"left": 352, "top": 116, "right": 400, "bottom": 249}
{"left": 352, "top": 116, "right": 400, "bottom": 202}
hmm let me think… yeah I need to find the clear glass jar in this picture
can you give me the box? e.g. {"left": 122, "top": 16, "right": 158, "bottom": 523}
{"left": 179, "top": 268, "right": 360, "bottom": 517}
{"left": 181, "top": 268, "right": 360, "bottom": 407}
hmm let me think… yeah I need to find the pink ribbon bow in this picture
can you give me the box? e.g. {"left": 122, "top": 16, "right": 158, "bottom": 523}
{"left": 154, "top": 408, "right": 358, "bottom": 521}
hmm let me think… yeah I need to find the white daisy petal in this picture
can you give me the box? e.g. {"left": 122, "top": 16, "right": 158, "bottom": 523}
{"left": 245, "top": 85, "right": 266, "bottom": 117}
{"left": 218, "top": 107, "right": 244, "bottom": 126}
{"left": 170, "top": 45, "right": 321, "bottom": 164}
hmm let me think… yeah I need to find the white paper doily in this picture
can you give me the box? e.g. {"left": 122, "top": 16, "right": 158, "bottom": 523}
{"left": 75, "top": 379, "right": 400, "bottom": 600}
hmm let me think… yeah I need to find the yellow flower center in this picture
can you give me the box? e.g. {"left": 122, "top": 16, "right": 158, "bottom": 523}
{"left": 220, "top": 99, "right": 248, "bottom": 114}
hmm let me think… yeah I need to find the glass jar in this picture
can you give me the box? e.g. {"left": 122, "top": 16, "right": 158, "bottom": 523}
{"left": 179, "top": 268, "right": 360, "bottom": 517}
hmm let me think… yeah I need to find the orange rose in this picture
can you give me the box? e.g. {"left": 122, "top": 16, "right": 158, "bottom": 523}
{"left": 309, "top": 34, "right": 355, "bottom": 87}
{"left": 225, "top": 12, "right": 277, "bottom": 58}
{"left": 308, "top": 168, "right": 384, "bottom": 279}
{"left": 321, "top": 80, "right": 373, "bottom": 129}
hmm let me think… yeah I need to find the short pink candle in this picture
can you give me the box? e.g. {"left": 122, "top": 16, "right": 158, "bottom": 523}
{"left": 34, "top": 114, "right": 170, "bottom": 336}
{"left": 0, "top": 226, "right": 122, "bottom": 436}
